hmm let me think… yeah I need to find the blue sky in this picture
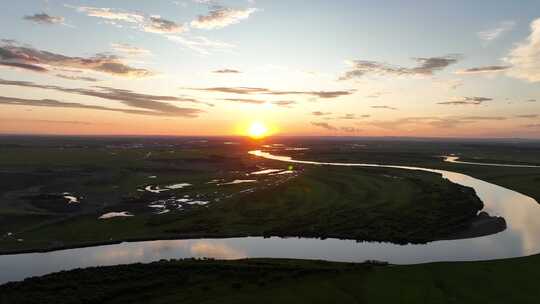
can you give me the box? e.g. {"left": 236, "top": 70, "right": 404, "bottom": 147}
{"left": 0, "top": 0, "right": 539, "bottom": 137}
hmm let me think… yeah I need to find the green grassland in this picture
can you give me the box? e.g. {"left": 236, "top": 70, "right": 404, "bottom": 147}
{"left": 0, "top": 136, "right": 537, "bottom": 253}
{"left": 281, "top": 138, "right": 540, "bottom": 202}
{"left": 1, "top": 137, "right": 540, "bottom": 303}
{"left": 0, "top": 162, "right": 487, "bottom": 252}
{"left": 2, "top": 256, "right": 540, "bottom": 304}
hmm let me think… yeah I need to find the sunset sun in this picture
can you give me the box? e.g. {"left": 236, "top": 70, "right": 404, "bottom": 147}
{"left": 247, "top": 121, "right": 268, "bottom": 139}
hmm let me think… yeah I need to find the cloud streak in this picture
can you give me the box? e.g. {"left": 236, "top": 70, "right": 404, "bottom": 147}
{"left": 371, "top": 105, "right": 397, "bottom": 110}
{"left": 340, "top": 126, "right": 362, "bottom": 133}
{"left": 187, "top": 86, "right": 354, "bottom": 99}
{"left": 0, "top": 41, "right": 153, "bottom": 77}
{"left": 23, "top": 13, "right": 65, "bottom": 25}
{"left": 361, "top": 116, "right": 508, "bottom": 130}
{"left": 191, "top": 6, "right": 257, "bottom": 29}
{"left": 3, "top": 118, "right": 94, "bottom": 125}
{"left": 478, "top": 21, "right": 515, "bottom": 42}
{"left": 70, "top": 6, "right": 145, "bottom": 23}
{"left": 55, "top": 74, "right": 99, "bottom": 82}
{"left": 0, "top": 61, "right": 48, "bottom": 72}
{"left": 111, "top": 43, "right": 152, "bottom": 56}
{"left": 437, "top": 96, "right": 492, "bottom": 105}
{"left": 222, "top": 98, "right": 265, "bottom": 104}
{"left": 456, "top": 65, "right": 511, "bottom": 74}
{"left": 311, "top": 121, "right": 337, "bottom": 131}
{"left": 0, "top": 95, "right": 202, "bottom": 117}
{"left": 337, "top": 113, "right": 356, "bottom": 119}
{"left": 272, "top": 100, "right": 295, "bottom": 107}
{"left": 340, "top": 55, "right": 461, "bottom": 80}
{"left": 166, "top": 35, "right": 235, "bottom": 55}
{"left": 0, "top": 78, "right": 207, "bottom": 116}
{"left": 144, "top": 16, "right": 185, "bottom": 33}
{"left": 69, "top": 6, "right": 185, "bottom": 35}
{"left": 213, "top": 68, "right": 240, "bottom": 73}
{"left": 311, "top": 122, "right": 361, "bottom": 133}
{"left": 312, "top": 111, "right": 332, "bottom": 116}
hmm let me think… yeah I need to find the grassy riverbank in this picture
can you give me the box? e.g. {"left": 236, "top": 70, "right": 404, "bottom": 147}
{"left": 284, "top": 138, "right": 540, "bottom": 202}
{"left": 2, "top": 255, "right": 540, "bottom": 303}
{"left": 0, "top": 164, "right": 493, "bottom": 253}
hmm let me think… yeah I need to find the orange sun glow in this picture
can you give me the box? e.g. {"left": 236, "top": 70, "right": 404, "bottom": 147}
{"left": 247, "top": 121, "right": 268, "bottom": 139}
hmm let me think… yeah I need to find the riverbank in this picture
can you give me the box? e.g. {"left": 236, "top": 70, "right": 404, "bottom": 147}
{"left": 2, "top": 255, "right": 540, "bottom": 303}
{"left": 0, "top": 210, "right": 507, "bottom": 255}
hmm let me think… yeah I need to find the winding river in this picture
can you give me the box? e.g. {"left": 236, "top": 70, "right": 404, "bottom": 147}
{"left": 1, "top": 151, "right": 539, "bottom": 284}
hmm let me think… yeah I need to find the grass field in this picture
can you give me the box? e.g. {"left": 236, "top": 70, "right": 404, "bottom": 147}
{"left": 278, "top": 138, "right": 540, "bottom": 202}
{"left": 2, "top": 256, "right": 540, "bottom": 304}
{"left": 1, "top": 136, "right": 540, "bottom": 303}
{"left": 2, "top": 136, "right": 536, "bottom": 252}
{"left": 0, "top": 164, "right": 487, "bottom": 252}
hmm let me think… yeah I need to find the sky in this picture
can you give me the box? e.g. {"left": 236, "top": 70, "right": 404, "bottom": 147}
{"left": 0, "top": 0, "right": 539, "bottom": 138}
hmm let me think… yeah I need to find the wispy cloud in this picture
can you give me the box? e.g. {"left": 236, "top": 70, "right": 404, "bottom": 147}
{"left": 23, "top": 13, "right": 65, "bottom": 25}
{"left": 69, "top": 5, "right": 185, "bottom": 35}
{"left": 191, "top": 6, "right": 257, "bottom": 29}
{"left": 337, "top": 113, "right": 356, "bottom": 119}
{"left": 437, "top": 96, "right": 492, "bottom": 106}
{"left": 312, "top": 111, "right": 332, "bottom": 116}
{"left": 144, "top": 16, "right": 185, "bottom": 33}
{"left": 311, "top": 121, "right": 361, "bottom": 133}
{"left": 272, "top": 100, "right": 295, "bottom": 107}
{"left": 166, "top": 35, "right": 235, "bottom": 55}
{"left": 222, "top": 98, "right": 265, "bottom": 104}
{"left": 0, "top": 61, "right": 48, "bottom": 72}
{"left": 68, "top": 5, "right": 237, "bottom": 55}
{"left": 461, "top": 116, "right": 506, "bottom": 121}
{"left": 3, "top": 118, "right": 94, "bottom": 125}
{"left": 0, "top": 41, "right": 153, "bottom": 77}
{"left": 478, "top": 21, "right": 515, "bottom": 42}
{"left": 340, "top": 55, "right": 461, "bottom": 80}
{"left": 267, "top": 90, "right": 354, "bottom": 99}
{"left": 456, "top": 65, "right": 511, "bottom": 74}
{"left": 220, "top": 98, "right": 294, "bottom": 107}
{"left": 311, "top": 121, "right": 337, "bottom": 131}
{"left": 340, "top": 126, "right": 362, "bottom": 133}
{"left": 111, "top": 43, "right": 152, "bottom": 56}
{"left": 361, "top": 116, "right": 507, "bottom": 130}
{"left": 321, "top": 113, "right": 371, "bottom": 120}
{"left": 69, "top": 6, "right": 145, "bottom": 23}
{"left": 366, "top": 91, "right": 387, "bottom": 98}
{"left": 213, "top": 68, "right": 240, "bottom": 73}
{"left": 55, "top": 74, "right": 99, "bottom": 82}
{"left": 434, "top": 78, "right": 463, "bottom": 90}
{"left": 371, "top": 105, "right": 397, "bottom": 110}
{"left": 505, "top": 18, "right": 540, "bottom": 82}
{"left": 0, "top": 78, "right": 208, "bottom": 116}
{"left": 190, "top": 86, "right": 266, "bottom": 94}
{"left": 0, "top": 95, "right": 202, "bottom": 117}
{"left": 186, "top": 86, "right": 354, "bottom": 99}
